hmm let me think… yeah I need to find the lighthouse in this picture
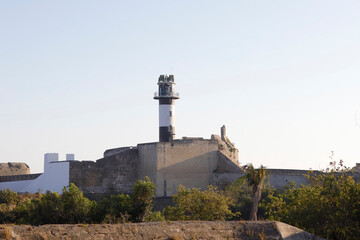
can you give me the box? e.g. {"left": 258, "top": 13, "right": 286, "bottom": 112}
{"left": 154, "top": 75, "right": 179, "bottom": 142}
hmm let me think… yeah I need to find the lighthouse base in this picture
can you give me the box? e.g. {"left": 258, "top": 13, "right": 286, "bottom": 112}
{"left": 159, "top": 126, "right": 174, "bottom": 142}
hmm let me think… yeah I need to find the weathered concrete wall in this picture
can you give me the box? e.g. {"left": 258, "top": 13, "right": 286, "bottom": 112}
{"left": 137, "top": 142, "right": 158, "bottom": 184}
{"left": 268, "top": 169, "right": 312, "bottom": 188}
{"left": 216, "top": 152, "right": 243, "bottom": 174}
{"left": 137, "top": 137, "right": 240, "bottom": 197}
{"left": 70, "top": 149, "right": 139, "bottom": 195}
{"left": 212, "top": 170, "right": 311, "bottom": 190}
{"left": 212, "top": 151, "right": 244, "bottom": 188}
{"left": 154, "top": 139, "right": 220, "bottom": 197}
{"left": 214, "top": 167, "right": 360, "bottom": 190}
{"left": 212, "top": 168, "right": 319, "bottom": 190}
{"left": 212, "top": 134, "right": 239, "bottom": 165}
{"left": 212, "top": 172, "right": 242, "bottom": 188}
{"left": 0, "top": 221, "right": 324, "bottom": 240}
{"left": 0, "top": 163, "right": 30, "bottom": 176}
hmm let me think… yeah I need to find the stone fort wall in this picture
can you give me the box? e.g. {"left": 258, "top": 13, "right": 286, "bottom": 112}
{"left": 213, "top": 168, "right": 315, "bottom": 189}
{"left": 68, "top": 137, "right": 359, "bottom": 198}
{"left": 69, "top": 148, "right": 139, "bottom": 195}
{"left": 139, "top": 139, "right": 221, "bottom": 197}
{"left": 69, "top": 137, "right": 241, "bottom": 197}
{"left": 3, "top": 137, "right": 359, "bottom": 197}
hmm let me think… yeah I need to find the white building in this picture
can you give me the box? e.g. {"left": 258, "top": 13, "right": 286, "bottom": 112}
{"left": 0, "top": 153, "right": 73, "bottom": 193}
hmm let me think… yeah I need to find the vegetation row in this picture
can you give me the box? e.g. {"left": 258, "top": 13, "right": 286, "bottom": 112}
{"left": 0, "top": 161, "right": 359, "bottom": 240}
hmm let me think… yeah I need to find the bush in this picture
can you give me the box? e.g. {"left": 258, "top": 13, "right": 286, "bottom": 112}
{"left": 262, "top": 161, "right": 360, "bottom": 240}
{"left": 31, "top": 191, "right": 63, "bottom": 225}
{"left": 96, "top": 194, "right": 131, "bottom": 223}
{"left": 0, "top": 189, "right": 20, "bottom": 223}
{"left": 0, "top": 189, "right": 20, "bottom": 205}
{"left": 94, "top": 177, "right": 156, "bottom": 223}
{"left": 130, "top": 176, "right": 156, "bottom": 222}
{"left": 61, "top": 183, "right": 95, "bottom": 224}
{"left": 145, "top": 211, "right": 165, "bottom": 222}
{"left": 224, "top": 181, "right": 252, "bottom": 220}
{"left": 164, "top": 185, "right": 234, "bottom": 221}
{"left": 14, "top": 184, "right": 96, "bottom": 225}
{"left": 0, "top": 179, "right": 157, "bottom": 224}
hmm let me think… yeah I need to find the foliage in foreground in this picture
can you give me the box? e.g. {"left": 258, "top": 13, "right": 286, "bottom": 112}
{"left": 130, "top": 176, "right": 156, "bottom": 222}
{"left": 0, "top": 177, "right": 156, "bottom": 225}
{"left": 163, "top": 185, "right": 235, "bottom": 221}
{"left": 16, "top": 184, "right": 96, "bottom": 225}
{"left": 96, "top": 176, "right": 156, "bottom": 223}
{"left": 262, "top": 161, "right": 360, "bottom": 240}
{"left": 224, "top": 178, "right": 272, "bottom": 221}
{"left": 0, "top": 160, "right": 359, "bottom": 240}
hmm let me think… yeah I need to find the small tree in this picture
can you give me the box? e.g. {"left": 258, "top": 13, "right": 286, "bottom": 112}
{"left": 0, "top": 189, "right": 20, "bottom": 223}
{"left": 164, "top": 185, "right": 235, "bottom": 221}
{"left": 61, "top": 183, "right": 94, "bottom": 223}
{"left": 239, "top": 164, "right": 268, "bottom": 221}
{"left": 31, "top": 191, "right": 63, "bottom": 225}
{"left": 130, "top": 176, "right": 156, "bottom": 222}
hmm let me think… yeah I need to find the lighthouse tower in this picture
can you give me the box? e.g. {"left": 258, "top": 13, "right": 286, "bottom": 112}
{"left": 154, "top": 75, "right": 179, "bottom": 142}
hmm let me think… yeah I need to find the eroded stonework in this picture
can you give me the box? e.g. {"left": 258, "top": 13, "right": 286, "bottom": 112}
{"left": 0, "top": 221, "right": 325, "bottom": 240}
{"left": 0, "top": 162, "right": 30, "bottom": 176}
{"left": 70, "top": 148, "right": 139, "bottom": 195}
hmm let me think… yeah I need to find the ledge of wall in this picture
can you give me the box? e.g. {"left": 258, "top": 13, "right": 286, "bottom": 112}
{"left": 0, "top": 221, "right": 324, "bottom": 240}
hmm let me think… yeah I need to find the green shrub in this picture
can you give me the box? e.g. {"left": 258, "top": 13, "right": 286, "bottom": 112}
{"left": 145, "top": 211, "right": 165, "bottom": 222}
{"left": 61, "top": 183, "right": 94, "bottom": 224}
{"left": 164, "top": 185, "right": 234, "bottom": 221}
{"left": 262, "top": 161, "right": 360, "bottom": 240}
{"left": 130, "top": 176, "right": 156, "bottom": 222}
{"left": 96, "top": 194, "right": 131, "bottom": 223}
{"left": 0, "top": 189, "right": 19, "bottom": 205}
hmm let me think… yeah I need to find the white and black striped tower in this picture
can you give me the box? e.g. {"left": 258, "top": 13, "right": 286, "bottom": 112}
{"left": 154, "top": 75, "right": 179, "bottom": 142}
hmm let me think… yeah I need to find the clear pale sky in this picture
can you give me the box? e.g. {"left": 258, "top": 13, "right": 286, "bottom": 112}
{"left": 1, "top": 1, "right": 360, "bottom": 173}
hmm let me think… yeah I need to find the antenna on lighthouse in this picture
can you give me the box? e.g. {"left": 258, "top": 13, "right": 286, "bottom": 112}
{"left": 154, "top": 74, "right": 180, "bottom": 142}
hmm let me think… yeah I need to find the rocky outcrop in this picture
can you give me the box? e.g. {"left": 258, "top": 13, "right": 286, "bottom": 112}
{"left": 0, "top": 221, "right": 324, "bottom": 240}
{"left": 0, "top": 163, "right": 30, "bottom": 176}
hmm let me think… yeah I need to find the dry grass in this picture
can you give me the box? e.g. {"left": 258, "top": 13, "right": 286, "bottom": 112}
{"left": 257, "top": 231, "right": 266, "bottom": 240}
{"left": 0, "top": 226, "right": 13, "bottom": 240}
{"left": 245, "top": 229, "right": 255, "bottom": 237}
{"left": 168, "top": 236, "right": 184, "bottom": 240}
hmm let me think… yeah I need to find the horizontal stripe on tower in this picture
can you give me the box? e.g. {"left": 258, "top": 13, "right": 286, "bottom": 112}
{"left": 159, "top": 98, "right": 174, "bottom": 105}
{"left": 159, "top": 105, "right": 175, "bottom": 126}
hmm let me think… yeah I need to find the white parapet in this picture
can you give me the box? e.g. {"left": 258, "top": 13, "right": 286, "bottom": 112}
{"left": 22, "top": 161, "right": 70, "bottom": 193}
{"left": 44, "top": 153, "right": 58, "bottom": 171}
